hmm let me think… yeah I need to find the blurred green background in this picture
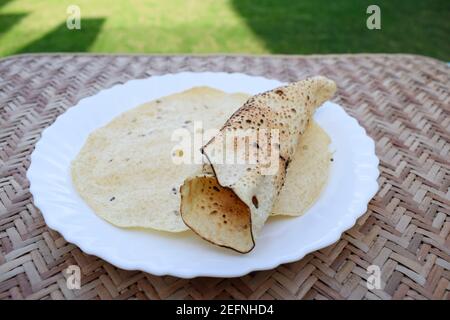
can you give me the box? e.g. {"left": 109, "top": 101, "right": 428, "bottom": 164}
{"left": 0, "top": 0, "right": 448, "bottom": 60}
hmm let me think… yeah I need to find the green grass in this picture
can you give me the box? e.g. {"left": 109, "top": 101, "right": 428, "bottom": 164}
{"left": 0, "top": 0, "right": 448, "bottom": 60}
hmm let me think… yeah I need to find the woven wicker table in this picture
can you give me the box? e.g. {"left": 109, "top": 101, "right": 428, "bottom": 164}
{"left": 0, "top": 54, "right": 449, "bottom": 300}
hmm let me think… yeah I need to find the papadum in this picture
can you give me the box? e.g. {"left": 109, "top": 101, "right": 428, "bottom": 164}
{"left": 72, "top": 82, "right": 334, "bottom": 242}
{"left": 180, "top": 77, "right": 336, "bottom": 252}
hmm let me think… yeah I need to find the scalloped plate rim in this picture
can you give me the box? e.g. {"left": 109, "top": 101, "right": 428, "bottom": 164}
{"left": 27, "top": 72, "right": 379, "bottom": 278}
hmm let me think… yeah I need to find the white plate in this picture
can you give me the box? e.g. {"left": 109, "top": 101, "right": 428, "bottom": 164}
{"left": 27, "top": 72, "right": 379, "bottom": 278}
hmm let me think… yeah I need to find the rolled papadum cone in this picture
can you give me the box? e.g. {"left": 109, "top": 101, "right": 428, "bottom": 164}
{"left": 180, "top": 76, "right": 337, "bottom": 253}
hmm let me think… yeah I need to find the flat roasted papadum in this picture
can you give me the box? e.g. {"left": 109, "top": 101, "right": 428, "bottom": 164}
{"left": 72, "top": 82, "right": 333, "bottom": 242}
{"left": 72, "top": 87, "right": 250, "bottom": 232}
{"left": 180, "top": 77, "right": 336, "bottom": 253}
{"left": 272, "top": 121, "right": 331, "bottom": 216}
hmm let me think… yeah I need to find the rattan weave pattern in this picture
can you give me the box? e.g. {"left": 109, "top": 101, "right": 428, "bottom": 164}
{"left": 0, "top": 54, "right": 449, "bottom": 300}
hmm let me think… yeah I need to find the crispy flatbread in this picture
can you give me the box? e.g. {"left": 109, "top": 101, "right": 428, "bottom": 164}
{"left": 71, "top": 87, "right": 249, "bottom": 232}
{"left": 180, "top": 77, "right": 336, "bottom": 253}
{"left": 72, "top": 84, "right": 334, "bottom": 240}
{"left": 272, "top": 121, "right": 331, "bottom": 216}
